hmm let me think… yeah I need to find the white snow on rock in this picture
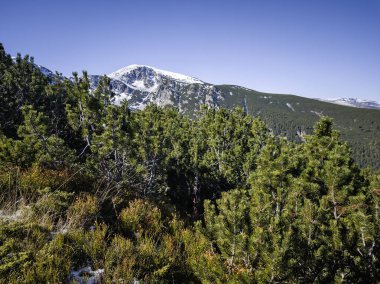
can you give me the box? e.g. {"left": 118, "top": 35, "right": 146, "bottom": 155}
{"left": 36, "top": 65, "right": 54, "bottom": 77}
{"left": 108, "top": 64, "right": 204, "bottom": 85}
{"left": 113, "top": 92, "right": 132, "bottom": 105}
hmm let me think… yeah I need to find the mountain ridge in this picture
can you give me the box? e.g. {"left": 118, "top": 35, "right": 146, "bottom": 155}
{"left": 103, "top": 64, "right": 380, "bottom": 110}
{"left": 36, "top": 63, "right": 380, "bottom": 111}
{"left": 317, "top": 97, "right": 380, "bottom": 109}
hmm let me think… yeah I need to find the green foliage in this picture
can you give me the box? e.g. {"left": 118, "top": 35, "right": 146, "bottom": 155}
{"left": 133, "top": 105, "right": 184, "bottom": 196}
{"left": 104, "top": 235, "right": 135, "bottom": 282}
{"left": 82, "top": 223, "right": 108, "bottom": 270}
{"left": 0, "top": 43, "right": 379, "bottom": 283}
{"left": 64, "top": 194, "right": 100, "bottom": 230}
{"left": 188, "top": 118, "right": 380, "bottom": 283}
{"left": 0, "top": 45, "right": 49, "bottom": 138}
{"left": 118, "top": 199, "right": 191, "bottom": 282}
{"left": 31, "top": 188, "right": 73, "bottom": 227}
{"left": 120, "top": 199, "right": 163, "bottom": 237}
{"left": 0, "top": 220, "right": 54, "bottom": 283}
{"left": 218, "top": 84, "right": 380, "bottom": 169}
{"left": 0, "top": 238, "right": 29, "bottom": 281}
{"left": 22, "top": 234, "right": 73, "bottom": 283}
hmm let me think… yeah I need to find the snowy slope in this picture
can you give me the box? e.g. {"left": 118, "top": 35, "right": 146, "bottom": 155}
{"left": 99, "top": 65, "right": 219, "bottom": 111}
{"left": 107, "top": 65, "right": 204, "bottom": 96}
{"left": 109, "top": 64, "right": 204, "bottom": 87}
{"left": 317, "top": 98, "right": 380, "bottom": 110}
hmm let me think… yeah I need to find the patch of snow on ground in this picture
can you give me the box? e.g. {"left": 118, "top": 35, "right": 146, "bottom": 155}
{"left": 297, "top": 130, "right": 306, "bottom": 142}
{"left": 0, "top": 208, "right": 27, "bottom": 221}
{"left": 68, "top": 267, "right": 104, "bottom": 284}
{"left": 310, "top": 110, "right": 323, "bottom": 117}
{"left": 286, "top": 103, "right": 295, "bottom": 112}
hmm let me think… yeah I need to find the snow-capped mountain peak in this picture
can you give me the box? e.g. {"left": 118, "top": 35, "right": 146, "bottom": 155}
{"left": 317, "top": 97, "right": 380, "bottom": 109}
{"left": 108, "top": 64, "right": 204, "bottom": 93}
{"left": 93, "top": 64, "right": 216, "bottom": 110}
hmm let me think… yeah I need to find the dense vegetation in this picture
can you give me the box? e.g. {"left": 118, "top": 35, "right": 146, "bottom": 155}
{"left": 0, "top": 43, "right": 380, "bottom": 283}
{"left": 216, "top": 85, "right": 380, "bottom": 169}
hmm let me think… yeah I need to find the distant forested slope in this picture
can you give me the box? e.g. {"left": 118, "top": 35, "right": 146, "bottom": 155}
{"left": 217, "top": 85, "right": 380, "bottom": 168}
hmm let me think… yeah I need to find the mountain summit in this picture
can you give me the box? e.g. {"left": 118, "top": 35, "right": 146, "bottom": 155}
{"left": 108, "top": 65, "right": 204, "bottom": 90}
{"left": 89, "top": 65, "right": 219, "bottom": 111}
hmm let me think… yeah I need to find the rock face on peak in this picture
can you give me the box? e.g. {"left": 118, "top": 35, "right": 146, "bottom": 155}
{"left": 92, "top": 65, "right": 222, "bottom": 112}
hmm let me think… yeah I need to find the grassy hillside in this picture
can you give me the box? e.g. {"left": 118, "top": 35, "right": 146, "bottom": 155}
{"left": 217, "top": 85, "right": 380, "bottom": 168}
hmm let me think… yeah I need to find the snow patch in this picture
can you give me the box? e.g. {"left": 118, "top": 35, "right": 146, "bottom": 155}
{"left": 297, "top": 130, "right": 306, "bottom": 142}
{"left": 114, "top": 92, "right": 132, "bottom": 105}
{"left": 286, "top": 103, "right": 295, "bottom": 112}
{"left": 0, "top": 208, "right": 27, "bottom": 221}
{"left": 131, "top": 79, "right": 158, "bottom": 92}
{"left": 68, "top": 267, "right": 104, "bottom": 284}
{"left": 316, "top": 97, "right": 380, "bottom": 110}
{"left": 260, "top": 95, "right": 272, "bottom": 99}
{"left": 310, "top": 110, "right": 323, "bottom": 117}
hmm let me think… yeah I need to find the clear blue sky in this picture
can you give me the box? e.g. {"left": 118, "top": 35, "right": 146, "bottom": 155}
{"left": 1, "top": 0, "right": 379, "bottom": 100}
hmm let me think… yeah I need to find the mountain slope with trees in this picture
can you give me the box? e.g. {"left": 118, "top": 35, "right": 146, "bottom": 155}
{"left": 217, "top": 85, "right": 380, "bottom": 169}
{"left": 41, "top": 60, "right": 380, "bottom": 169}
{"left": 0, "top": 43, "right": 380, "bottom": 283}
